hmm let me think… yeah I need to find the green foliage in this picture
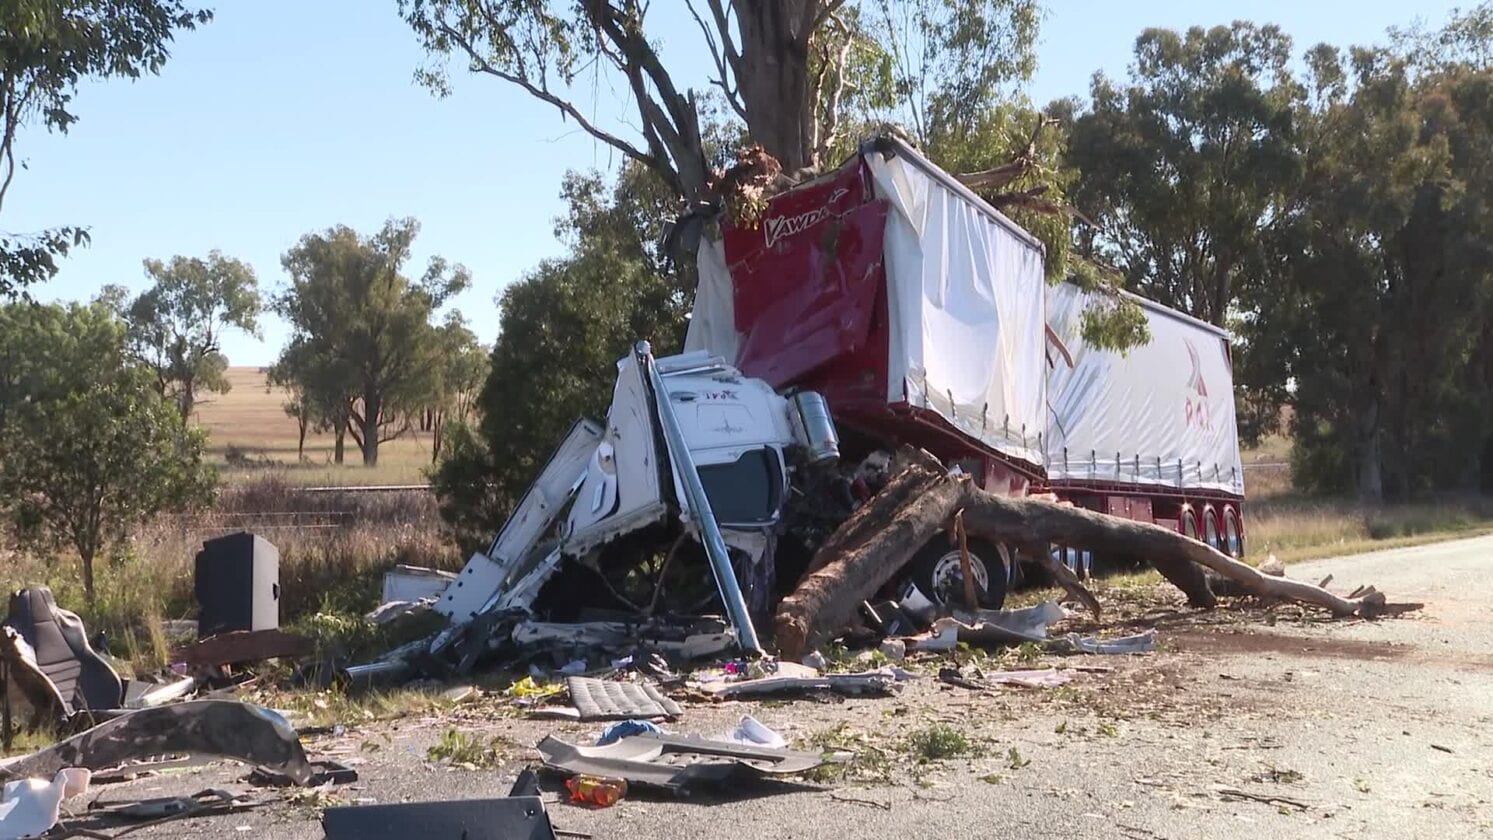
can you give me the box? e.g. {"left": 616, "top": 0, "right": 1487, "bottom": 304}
{"left": 274, "top": 218, "right": 471, "bottom": 467}
{"left": 427, "top": 728, "right": 511, "bottom": 769}
{"left": 0, "top": 1, "right": 210, "bottom": 296}
{"left": 907, "top": 724, "right": 975, "bottom": 761}
{"left": 431, "top": 163, "right": 686, "bottom": 548}
{"left": 1063, "top": 21, "right": 1304, "bottom": 327}
{"left": 1256, "top": 43, "right": 1493, "bottom": 498}
{"left": 0, "top": 301, "right": 216, "bottom": 599}
{"left": 125, "top": 250, "right": 262, "bottom": 418}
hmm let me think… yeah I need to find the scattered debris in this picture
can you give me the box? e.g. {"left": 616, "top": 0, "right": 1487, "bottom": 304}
{"left": 1049, "top": 630, "right": 1156, "bottom": 655}
{"left": 565, "top": 677, "right": 681, "bottom": 722}
{"left": 3, "top": 587, "right": 123, "bottom": 728}
{"left": 86, "top": 788, "right": 253, "bottom": 821}
{"left": 0, "top": 701, "right": 312, "bottom": 786}
{"left": 323, "top": 796, "right": 557, "bottom": 840}
{"left": 565, "top": 775, "right": 627, "bottom": 808}
{"left": 0, "top": 768, "right": 89, "bottom": 840}
{"left": 597, "top": 720, "right": 666, "bottom": 746}
{"left": 536, "top": 732, "right": 828, "bottom": 795}
{"left": 381, "top": 565, "right": 457, "bottom": 604}
{"left": 938, "top": 666, "right": 1075, "bottom": 690}
{"left": 698, "top": 670, "right": 897, "bottom": 699}
{"left": 1211, "top": 784, "right": 1311, "bottom": 811}
{"left": 172, "top": 629, "right": 312, "bottom": 669}
{"left": 717, "top": 716, "right": 787, "bottom": 749}
{"left": 1430, "top": 743, "right": 1455, "bottom": 754}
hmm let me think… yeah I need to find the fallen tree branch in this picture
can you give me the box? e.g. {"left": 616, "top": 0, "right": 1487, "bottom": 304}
{"left": 774, "top": 451, "right": 1391, "bottom": 658}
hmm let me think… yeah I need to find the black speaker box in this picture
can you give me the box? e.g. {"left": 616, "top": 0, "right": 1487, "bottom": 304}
{"left": 194, "top": 531, "right": 280, "bottom": 638}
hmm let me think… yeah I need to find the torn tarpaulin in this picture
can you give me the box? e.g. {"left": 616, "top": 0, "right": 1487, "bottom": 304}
{"left": 0, "top": 701, "right": 312, "bottom": 786}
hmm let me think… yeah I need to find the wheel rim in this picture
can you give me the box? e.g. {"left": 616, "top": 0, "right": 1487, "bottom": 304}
{"left": 1182, "top": 509, "right": 1199, "bottom": 541}
{"left": 1204, "top": 510, "right": 1221, "bottom": 550}
{"left": 930, "top": 550, "right": 990, "bottom": 603}
{"left": 1224, "top": 509, "right": 1242, "bottom": 557}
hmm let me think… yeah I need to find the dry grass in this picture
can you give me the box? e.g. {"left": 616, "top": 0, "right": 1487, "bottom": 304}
{"left": 1245, "top": 493, "right": 1493, "bottom": 563}
{"left": 0, "top": 476, "right": 459, "bottom": 672}
{"left": 193, "top": 367, "right": 437, "bottom": 486}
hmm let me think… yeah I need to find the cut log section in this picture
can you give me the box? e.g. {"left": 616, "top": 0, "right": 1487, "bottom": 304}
{"left": 774, "top": 451, "right": 1392, "bottom": 659}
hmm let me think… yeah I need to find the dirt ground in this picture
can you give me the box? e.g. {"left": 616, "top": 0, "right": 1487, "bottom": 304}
{"left": 28, "top": 536, "right": 1493, "bottom": 839}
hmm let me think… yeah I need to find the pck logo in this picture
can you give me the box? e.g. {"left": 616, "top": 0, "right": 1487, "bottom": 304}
{"left": 763, "top": 188, "right": 849, "bottom": 248}
{"left": 1183, "top": 339, "right": 1211, "bottom": 430}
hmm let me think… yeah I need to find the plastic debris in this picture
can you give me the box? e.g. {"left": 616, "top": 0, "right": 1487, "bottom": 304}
{"left": 1050, "top": 630, "right": 1156, "bottom": 655}
{"left": 0, "top": 768, "right": 90, "bottom": 840}
{"left": 565, "top": 774, "right": 627, "bottom": 807}
{"left": 597, "top": 720, "right": 667, "bottom": 746}
{"left": 718, "top": 716, "right": 787, "bottom": 749}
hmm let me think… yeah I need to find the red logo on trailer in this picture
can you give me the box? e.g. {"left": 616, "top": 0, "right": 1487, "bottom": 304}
{"left": 762, "top": 188, "right": 850, "bottom": 248}
{"left": 1184, "top": 339, "right": 1211, "bottom": 430}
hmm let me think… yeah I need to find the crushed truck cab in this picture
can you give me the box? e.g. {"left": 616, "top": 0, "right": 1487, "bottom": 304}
{"left": 426, "top": 134, "right": 1245, "bottom": 671}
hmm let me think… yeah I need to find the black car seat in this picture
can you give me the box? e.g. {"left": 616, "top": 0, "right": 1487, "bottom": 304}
{"left": 3, "top": 586, "right": 124, "bottom": 717}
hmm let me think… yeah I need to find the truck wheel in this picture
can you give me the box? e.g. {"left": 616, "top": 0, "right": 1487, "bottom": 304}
{"left": 907, "top": 538, "right": 1009, "bottom": 610}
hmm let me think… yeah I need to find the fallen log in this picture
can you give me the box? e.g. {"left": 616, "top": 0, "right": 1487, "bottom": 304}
{"left": 774, "top": 453, "right": 1390, "bottom": 659}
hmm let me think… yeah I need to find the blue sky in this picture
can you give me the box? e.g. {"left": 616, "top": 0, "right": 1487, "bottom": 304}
{"left": 5, "top": 0, "right": 1463, "bottom": 366}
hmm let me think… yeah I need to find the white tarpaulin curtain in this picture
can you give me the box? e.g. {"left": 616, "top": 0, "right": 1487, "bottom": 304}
{"left": 1045, "top": 282, "right": 1244, "bottom": 494}
{"left": 683, "top": 235, "right": 739, "bottom": 360}
{"left": 867, "top": 152, "right": 1048, "bottom": 468}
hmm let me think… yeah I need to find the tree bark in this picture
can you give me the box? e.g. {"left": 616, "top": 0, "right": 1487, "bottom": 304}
{"left": 362, "top": 391, "right": 381, "bottom": 466}
{"left": 774, "top": 455, "right": 1391, "bottom": 659}
{"left": 333, "top": 422, "right": 346, "bottom": 466}
{"left": 734, "top": 1, "right": 817, "bottom": 171}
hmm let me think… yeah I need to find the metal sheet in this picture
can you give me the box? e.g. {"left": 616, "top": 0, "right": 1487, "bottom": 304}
{"left": 536, "top": 732, "right": 826, "bottom": 795}
{"left": 322, "top": 797, "right": 556, "bottom": 840}
{"left": 0, "top": 700, "right": 311, "bottom": 785}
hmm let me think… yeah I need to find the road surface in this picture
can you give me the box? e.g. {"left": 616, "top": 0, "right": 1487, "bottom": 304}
{"left": 41, "top": 536, "right": 1493, "bottom": 838}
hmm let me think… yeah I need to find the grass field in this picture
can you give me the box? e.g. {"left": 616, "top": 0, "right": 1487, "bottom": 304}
{"left": 193, "top": 368, "right": 438, "bottom": 485}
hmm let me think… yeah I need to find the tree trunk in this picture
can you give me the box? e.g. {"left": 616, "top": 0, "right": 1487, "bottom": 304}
{"left": 333, "top": 422, "right": 346, "bottom": 465}
{"left": 1357, "top": 396, "right": 1384, "bottom": 502}
{"left": 296, "top": 417, "right": 308, "bottom": 460}
{"left": 734, "top": 1, "right": 816, "bottom": 171}
{"left": 179, "top": 379, "right": 196, "bottom": 420}
{"left": 362, "top": 391, "right": 381, "bottom": 466}
{"left": 775, "top": 454, "right": 1391, "bottom": 659}
{"left": 431, "top": 409, "right": 445, "bottom": 465}
{"left": 80, "top": 547, "right": 96, "bottom": 604}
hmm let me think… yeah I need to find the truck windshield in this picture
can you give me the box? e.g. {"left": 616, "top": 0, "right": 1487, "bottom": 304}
{"left": 696, "top": 449, "right": 782, "bottom": 525}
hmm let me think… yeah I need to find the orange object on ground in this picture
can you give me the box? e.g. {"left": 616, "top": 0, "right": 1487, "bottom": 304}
{"left": 565, "top": 774, "right": 627, "bottom": 807}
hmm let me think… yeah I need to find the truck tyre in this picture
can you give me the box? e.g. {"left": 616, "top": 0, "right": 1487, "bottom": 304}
{"left": 906, "top": 538, "right": 1009, "bottom": 610}
{"left": 1223, "top": 506, "right": 1244, "bottom": 558}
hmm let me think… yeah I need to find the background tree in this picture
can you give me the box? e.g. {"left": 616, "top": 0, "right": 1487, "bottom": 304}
{"left": 427, "top": 311, "right": 487, "bottom": 464}
{"left": 0, "top": 301, "right": 216, "bottom": 600}
{"left": 268, "top": 341, "right": 357, "bottom": 464}
{"left": 401, "top": 1, "right": 1042, "bottom": 217}
{"left": 125, "top": 250, "right": 261, "bottom": 419}
{"left": 0, "top": 1, "right": 210, "bottom": 297}
{"left": 1250, "top": 33, "right": 1493, "bottom": 500}
{"left": 275, "top": 218, "right": 470, "bottom": 466}
{"left": 1061, "top": 22, "right": 1304, "bottom": 327}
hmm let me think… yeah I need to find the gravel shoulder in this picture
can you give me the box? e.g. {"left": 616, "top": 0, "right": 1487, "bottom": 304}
{"left": 45, "top": 536, "right": 1493, "bottom": 839}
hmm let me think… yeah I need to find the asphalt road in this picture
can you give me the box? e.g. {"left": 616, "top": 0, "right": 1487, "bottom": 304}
{"left": 42, "top": 536, "right": 1493, "bottom": 838}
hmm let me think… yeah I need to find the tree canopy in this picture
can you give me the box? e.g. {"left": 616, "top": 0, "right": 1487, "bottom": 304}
{"left": 0, "top": 301, "right": 215, "bottom": 599}
{"left": 125, "top": 250, "right": 262, "bottom": 419}
{"left": 0, "top": 0, "right": 210, "bottom": 296}
{"left": 274, "top": 218, "right": 471, "bottom": 467}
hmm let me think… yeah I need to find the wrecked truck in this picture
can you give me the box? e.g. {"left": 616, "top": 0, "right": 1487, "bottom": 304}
{"left": 432, "top": 135, "right": 1245, "bottom": 663}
